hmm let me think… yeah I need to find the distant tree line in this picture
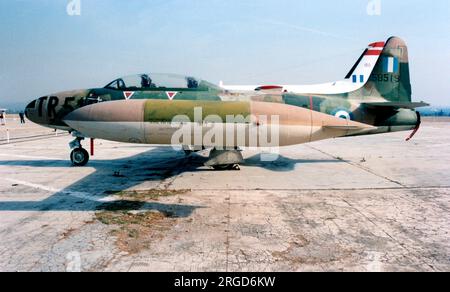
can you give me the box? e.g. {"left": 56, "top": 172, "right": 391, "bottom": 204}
{"left": 418, "top": 108, "right": 450, "bottom": 117}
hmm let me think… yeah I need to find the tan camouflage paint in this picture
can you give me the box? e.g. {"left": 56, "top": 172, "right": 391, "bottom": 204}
{"left": 64, "top": 99, "right": 374, "bottom": 147}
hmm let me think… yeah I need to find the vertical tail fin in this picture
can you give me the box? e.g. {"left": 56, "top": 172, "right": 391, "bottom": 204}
{"left": 359, "top": 37, "right": 412, "bottom": 102}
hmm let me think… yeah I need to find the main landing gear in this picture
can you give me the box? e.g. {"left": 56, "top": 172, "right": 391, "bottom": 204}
{"left": 182, "top": 146, "right": 244, "bottom": 171}
{"left": 69, "top": 136, "right": 90, "bottom": 167}
{"left": 205, "top": 148, "right": 244, "bottom": 171}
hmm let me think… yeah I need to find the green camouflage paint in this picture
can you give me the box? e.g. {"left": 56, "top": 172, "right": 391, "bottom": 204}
{"left": 143, "top": 100, "right": 251, "bottom": 123}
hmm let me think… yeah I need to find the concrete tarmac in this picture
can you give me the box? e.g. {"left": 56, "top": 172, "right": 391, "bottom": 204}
{"left": 0, "top": 117, "right": 449, "bottom": 272}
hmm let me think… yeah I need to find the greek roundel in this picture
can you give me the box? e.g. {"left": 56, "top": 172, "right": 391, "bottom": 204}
{"left": 332, "top": 109, "right": 353, "bottom": 121}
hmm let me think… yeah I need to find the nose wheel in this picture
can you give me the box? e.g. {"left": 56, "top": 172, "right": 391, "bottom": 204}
{"left": 70, "top": 147, "right": 90, "bottom": 167}
{"left": 69, "top": 136, "right": 90, "bottom": 167}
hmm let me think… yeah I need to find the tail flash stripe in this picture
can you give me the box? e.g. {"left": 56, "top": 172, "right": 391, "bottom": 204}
{"left": 383, "top": 57, "right": 400, "bottom": 73}
{"left": 366, "top": 50, "right": 383, "bottom": 56}
{"left": 369, "top": 42, "right": 385, "bottom": 48}
{"left": 393, "top": 58, "right": 399, "bottom": 73}
{"left": 388, "top": 57, "right": 395, "bottom": 73}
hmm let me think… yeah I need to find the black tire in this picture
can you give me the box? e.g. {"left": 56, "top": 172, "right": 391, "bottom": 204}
{"left": 212, "top": 164, "right": 240, "bottom": 171}
{"left": 70, "top": 148, "right": 89, "bottom": 167}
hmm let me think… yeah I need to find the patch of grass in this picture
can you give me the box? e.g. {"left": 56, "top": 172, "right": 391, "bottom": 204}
{"left": 95, "top": 209, "right": 167, "bottom": 227}
{"left": 128, "top": 228, "right": 139, "bottom": 239}
{"left": 104, "top": 189, "right": 190, "bottom": 201}
{"left": 95, "top": 210, "right": 176, "bottom": 253}
{"left": 96, "top": 200, "right": 145, "bottom": 212}
{"left": 94, "top": 189, "right": 190, "bottom": 253}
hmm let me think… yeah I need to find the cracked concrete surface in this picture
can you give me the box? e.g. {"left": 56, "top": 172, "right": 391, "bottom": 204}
{"left": 0, "top": 118, "right": 449, "bottom": 272}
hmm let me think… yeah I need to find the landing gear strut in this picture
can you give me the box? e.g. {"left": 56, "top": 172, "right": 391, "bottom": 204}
{"left": 69, "top": 136, "right": 90, "bottom": 167}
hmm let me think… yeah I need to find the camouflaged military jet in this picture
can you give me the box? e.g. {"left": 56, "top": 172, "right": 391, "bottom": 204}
{"left": 25, "top": 36, "right": 428, "bottom": 170}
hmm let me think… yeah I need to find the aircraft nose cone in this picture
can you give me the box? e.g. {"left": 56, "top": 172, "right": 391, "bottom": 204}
{"left": 25, "top": 99, "right": 38, "bottom": 123}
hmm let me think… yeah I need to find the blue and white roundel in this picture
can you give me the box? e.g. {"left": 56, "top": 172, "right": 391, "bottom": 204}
{"left": 332, "top": 108, "right": 353, "bottom": 120}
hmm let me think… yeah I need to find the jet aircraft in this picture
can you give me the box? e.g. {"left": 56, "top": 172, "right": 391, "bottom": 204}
{"left": 25, "top": 37, "right": 428, "bottom": 170}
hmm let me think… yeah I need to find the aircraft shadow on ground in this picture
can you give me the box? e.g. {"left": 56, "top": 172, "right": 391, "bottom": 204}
{"left": 243, "top": 154, "right": 343, "bottom": 172}
{"left": 0, "top": 147, "right": 344, "bottom": 211}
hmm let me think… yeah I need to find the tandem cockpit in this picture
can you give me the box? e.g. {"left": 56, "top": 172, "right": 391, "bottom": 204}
{"left": 104, "top": 73, "right": 218, "bottom": 92}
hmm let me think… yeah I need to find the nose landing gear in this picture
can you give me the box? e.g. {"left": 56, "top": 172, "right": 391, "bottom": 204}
{"left": 71, "top": 147, "right": 89, "bottom": 166}
{"left": 69, "top": 136, "right": 90, "bottom": 167}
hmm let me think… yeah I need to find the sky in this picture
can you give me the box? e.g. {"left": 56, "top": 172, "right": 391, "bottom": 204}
{"left": 0, "top": 0, "right": 449, "bottom": 109}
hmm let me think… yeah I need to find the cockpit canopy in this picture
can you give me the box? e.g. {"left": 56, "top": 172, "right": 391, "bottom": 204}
{"left": 105, "top": 73, "right": 214, "bottom": 91}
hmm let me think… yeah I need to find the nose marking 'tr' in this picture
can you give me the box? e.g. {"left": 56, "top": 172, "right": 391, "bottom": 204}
{"left": 38, "top": 96, "right": 48, "bottom": 117}
{"left": 47, "top": 96, "right": 59, "bottom": 120}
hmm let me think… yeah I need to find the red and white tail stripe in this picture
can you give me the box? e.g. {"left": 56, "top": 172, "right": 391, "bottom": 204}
{"left": 365, "top": 41, "right": 385, "bottom": 56}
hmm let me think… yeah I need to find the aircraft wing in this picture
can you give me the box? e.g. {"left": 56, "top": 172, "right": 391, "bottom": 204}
{"left": 362, "top": 102, "right": 430, "bottom": 109}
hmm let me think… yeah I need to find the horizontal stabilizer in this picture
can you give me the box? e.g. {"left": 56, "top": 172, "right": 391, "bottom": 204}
{"left": 362, "top": 102, "right": 430, "bottom": 109}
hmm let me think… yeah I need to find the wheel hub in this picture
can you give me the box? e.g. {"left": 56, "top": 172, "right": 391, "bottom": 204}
{"left": 73, "top": 151, "right": 85, "bottom": 163}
